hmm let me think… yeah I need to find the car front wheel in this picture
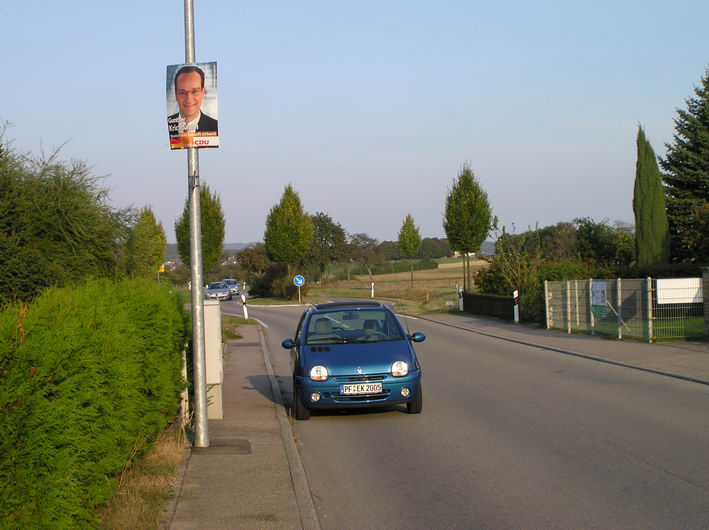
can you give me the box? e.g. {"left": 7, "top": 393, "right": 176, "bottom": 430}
{"left": 407, "top": 383, "right": 422, "bottom": 414}
{"left": 292, "top": 383, "right": 311, "bottom": 421}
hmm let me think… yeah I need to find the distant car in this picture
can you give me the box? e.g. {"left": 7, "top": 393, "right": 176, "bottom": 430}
{"left": 281, "top": 301, "right": 425, "bottom": 420}
{"left": 205, "top": 281, "right": 232, "bottom": 301}
{"left": 221, "top": 278, "right": 240, "bottom": 296}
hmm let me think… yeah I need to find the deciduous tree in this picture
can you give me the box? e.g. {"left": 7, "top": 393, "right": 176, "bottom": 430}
{"left": 264, "top": 184, "right": 313, "bottom": 277}
{"left": 309, "top": 212, "right": 349, "bottom": 279}
{"left": 125, "top": 207, "right": 167, "bottom": 279}
{"left": 349, "top": 233, "right": 382, "bottom": 283}
{"left": 574, "top": 217, "right": 634, "bottom": 267}
{"left": 443, "top": 164, "right": 495, "bottom": 291}
{"left": 237, "top": 243, "right": 271, "bottom": 275}
{"left": 398, "top": 214, "right": 421, "bottom": 286}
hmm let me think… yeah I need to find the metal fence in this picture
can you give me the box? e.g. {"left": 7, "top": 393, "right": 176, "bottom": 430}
{"left": 545, "top": 277, "right": 704, "bottom": 342}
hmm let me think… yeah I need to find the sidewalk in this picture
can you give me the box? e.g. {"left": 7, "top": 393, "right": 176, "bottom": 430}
{"left": 162, "top": 325, "right": 319, "bottom": 530}
{"left": 420, "top": 312, "right": 709, "bottom": 384}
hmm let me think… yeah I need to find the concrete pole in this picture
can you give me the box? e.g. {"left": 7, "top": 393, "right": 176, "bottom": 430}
{"left": 544, "top": 281, "right": 550, "bottom": 329}
{"left": 617, "top": 278, "right": 623, "bottom": 340}
{"left": 566, "top": 281, "right": 571, "bottom": 334}
{"left": 184, "top": 0, "right": 209, "bottom": 448}
{"left": 646, "top": 277, "right": 653, "bottom": 343}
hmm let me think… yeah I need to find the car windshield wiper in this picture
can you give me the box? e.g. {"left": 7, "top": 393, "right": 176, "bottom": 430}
{"left": 307, "top": 337, "right": 349, "bottom": 344}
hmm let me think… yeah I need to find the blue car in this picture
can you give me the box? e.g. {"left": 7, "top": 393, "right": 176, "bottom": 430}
{"left": 281, "top": 301, "right": 425, "bottom": 420}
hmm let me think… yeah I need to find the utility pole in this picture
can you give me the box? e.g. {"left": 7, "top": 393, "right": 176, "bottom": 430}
{"left": 184, "top": 0, "right": 209, "bottom": 448}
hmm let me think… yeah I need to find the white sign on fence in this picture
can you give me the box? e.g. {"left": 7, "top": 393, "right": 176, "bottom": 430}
{"left": 591, "top": 281, "right": 608, "bottom": 318}
{"left": 591, "top": 281, "right": 607, "bottom": 306}
{"left": 656, "top": 278, "right": 703, "bottom": 304}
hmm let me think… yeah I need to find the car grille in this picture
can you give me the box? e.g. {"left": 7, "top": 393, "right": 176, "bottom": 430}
{"left": 333, "top": 375, "right": 385, "bottom": 382}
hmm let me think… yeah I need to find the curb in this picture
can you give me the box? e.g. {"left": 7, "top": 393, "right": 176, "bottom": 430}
{"left": 258, "top": 327, "right": 321, "bottom": 530}
{"left": 418, "top": 315, "right": 709, "bottom": 387}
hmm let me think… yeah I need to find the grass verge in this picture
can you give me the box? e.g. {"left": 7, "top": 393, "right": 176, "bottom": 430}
{"left": 222, "top": 314, "right": 258, "bottom": 340}
{"left": 96, "top": 422, "right": 186, "bottom": 529}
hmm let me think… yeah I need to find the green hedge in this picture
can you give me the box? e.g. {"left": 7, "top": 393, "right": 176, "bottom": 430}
{"left": 0, "top": 279, "right": 186, "bottom": 528}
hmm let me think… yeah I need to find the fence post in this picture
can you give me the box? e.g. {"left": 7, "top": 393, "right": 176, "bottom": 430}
{"left": 566, "top": 280, "right": 572, "bottom": 334}
{"left": 544, "top": 280, "right": 551, "bottom": 329}
{"left": 703, "top": 268, "right": 709, "bottom": 340}
{"left": 574, "top": 280, "right": 580, "bottom": 327}
{"left": 646, "top": 277, "right": 653, "bottom": 343}
{"left": 588, "top": 278, "right": 594, "bottom": 334}
{"left": 617, "top": 278, "right": 622, "bottom": 340}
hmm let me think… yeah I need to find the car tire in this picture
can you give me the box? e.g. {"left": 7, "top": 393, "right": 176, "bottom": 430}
{"left": 407, "top": 383, "right": 423, "bottom": 414}
{"left": 292, "top": 384, "right": 311, "bottom": 421}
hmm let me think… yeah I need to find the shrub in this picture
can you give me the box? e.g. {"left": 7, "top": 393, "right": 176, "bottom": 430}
{"left": 0, "top": 279, "right": 186, "bottom": 527}
{"left": 473, "top": 265, "right": 508, "bottom": 295}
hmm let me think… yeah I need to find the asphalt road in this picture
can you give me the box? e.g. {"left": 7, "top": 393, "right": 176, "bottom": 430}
{"left": 228, "top": 301, "right": 709, "bottom": 529}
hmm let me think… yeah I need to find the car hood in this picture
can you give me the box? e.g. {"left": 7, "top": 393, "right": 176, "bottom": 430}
{"left": 302, "top": 340, "right": 415, "bottom": 376}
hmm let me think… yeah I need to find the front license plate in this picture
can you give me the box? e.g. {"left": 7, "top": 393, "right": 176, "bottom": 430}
{"left": 340, "top": 382, "right": 383, "bottom": 395}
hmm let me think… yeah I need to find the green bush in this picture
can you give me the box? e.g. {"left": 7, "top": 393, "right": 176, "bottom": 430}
{"left": 473, "top": 265, "right": 508, "bottom": 295}
{"left": 0, "top": 279, "right": 186, "bottom": 528}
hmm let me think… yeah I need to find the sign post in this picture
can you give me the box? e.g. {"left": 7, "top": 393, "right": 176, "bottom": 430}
{"left": 293, "top": 275, "right": 305, "bottom": 304}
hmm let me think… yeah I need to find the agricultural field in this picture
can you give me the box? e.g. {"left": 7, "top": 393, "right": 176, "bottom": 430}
{"left": 310, "top": 259, "right": 489, "bottom": 316}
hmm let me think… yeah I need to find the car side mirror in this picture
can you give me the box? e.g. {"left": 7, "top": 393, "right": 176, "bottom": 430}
{"left": 282, "top": 339, "right": 295, "bottom": 349}
{"left": 409, "top": 332, "right": 426, "bottom": 343}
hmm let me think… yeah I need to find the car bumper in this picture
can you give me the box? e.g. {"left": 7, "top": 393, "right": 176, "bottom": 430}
{"left": 295, "top": 371, "right": 421, "bottom": 409}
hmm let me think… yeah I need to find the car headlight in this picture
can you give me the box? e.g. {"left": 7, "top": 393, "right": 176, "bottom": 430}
{"left": 391, "top": 361, "right": 409, "bottom": 377}
{"left": 310, "top": 365, "right": 329, "bottom": 381}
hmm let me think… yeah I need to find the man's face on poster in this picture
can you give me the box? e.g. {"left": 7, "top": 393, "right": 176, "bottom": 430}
{"left": 175, "top": 71, "right": 205, "bottom": 122}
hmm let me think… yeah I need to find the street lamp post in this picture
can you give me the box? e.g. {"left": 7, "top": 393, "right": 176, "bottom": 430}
{"left": 184, "top": 0, "right": 209, "bottom": 448}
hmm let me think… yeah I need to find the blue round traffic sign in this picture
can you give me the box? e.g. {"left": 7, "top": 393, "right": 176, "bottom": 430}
{"left": 293, "top": 275, "right": 305, "bottom": 287}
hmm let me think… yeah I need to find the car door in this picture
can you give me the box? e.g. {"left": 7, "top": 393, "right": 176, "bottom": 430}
{"left": 290, "top": 310, "right": 308, "bottom": 375}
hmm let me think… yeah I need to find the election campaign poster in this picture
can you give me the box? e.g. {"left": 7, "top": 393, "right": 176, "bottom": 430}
{"left": 166, "top": 62, "right": 219, "bottom": 149}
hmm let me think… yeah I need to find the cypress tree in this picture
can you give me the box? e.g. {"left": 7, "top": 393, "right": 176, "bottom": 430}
{"left": 659, "top": 68, "right": 709, "bottom": 262}
{"left": 633, "top": 126, "right": 669, "bottom": 268}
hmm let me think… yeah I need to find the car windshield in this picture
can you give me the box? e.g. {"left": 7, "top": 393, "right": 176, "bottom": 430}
{"left": 209, "top": 282, "right": 227, "bottom": 289}
{"left": 304, "top": 309, "right": 405, "bottom": 345}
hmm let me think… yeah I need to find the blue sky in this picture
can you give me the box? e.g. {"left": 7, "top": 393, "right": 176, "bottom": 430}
{"left": 3, "top": 1, "right": 708, "bottom": 243}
